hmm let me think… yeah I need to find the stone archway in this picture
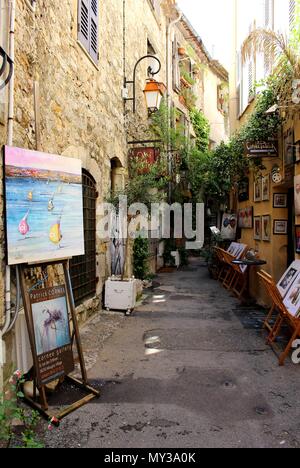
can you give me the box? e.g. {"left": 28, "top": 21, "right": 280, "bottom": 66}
{"left": 110, "top": 157, "right": 126, "bottom": 194}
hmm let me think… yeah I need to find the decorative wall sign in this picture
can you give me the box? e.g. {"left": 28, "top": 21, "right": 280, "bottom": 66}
{"left": 262, "top": 215, "right": 271, "bottom": 242}
{"left": 254, "top": 216, "right": 262, "bottom": 241}
{"left": 238, "top": 207, "right": 253, "bottom": 229}
{"left": 245, "top": 140, "right": 278, "bottom": 158}
{"left": 273, "top": 220, "right": 288, "bottom": 235}
{"left": 262, "top": 175, "right": 270, "bottom": 201}
{"left": 273, "top": 193, "right": 288, "bottom": 208}
{"left": 221, "top": 213, "right": 237, "bottom": 240}
{"left": 277, "top": 260, "right": 300, "bottom": 298}
{"left": 29, "top": 285, "right": 74, "bottom": 387}
{"left": 295, "top": 175, "right": 300, "bottom": 216}
{"left": 3, "top": 146, "right": 85, "bottom": 265}
{"left": 254, "top": 178, "right": 262, "bottom": 202}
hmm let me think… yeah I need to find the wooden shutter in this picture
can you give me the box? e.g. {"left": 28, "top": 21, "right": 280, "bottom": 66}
{"left": 78, "top": 0, "right": 89, "bottom": 53}
{"left": 78, "top": 0, "right": 99, "bottom": 64}
{"left": 289, "top": 0, "right": 296, "bottom": 30}
{"left": 90, "top": 0, "right": 99, "bottom": 63}
{"left": 248, "top": 60, "right": 254, "bottom": 101}
{"left": 172, "top": 40, "right": 180, "bottom": 92}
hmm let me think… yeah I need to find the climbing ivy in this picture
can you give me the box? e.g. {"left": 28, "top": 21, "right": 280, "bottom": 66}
{"left": 189, "top": 109, "right": 210, "bottom": 152}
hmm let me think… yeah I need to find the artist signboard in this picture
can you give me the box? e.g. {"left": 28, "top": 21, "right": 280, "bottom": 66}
{"left": 28, "top": 285, "right": 74, "bottom": 387}
{"left": 245, "top": 141, "right": 278, "bottom": 158}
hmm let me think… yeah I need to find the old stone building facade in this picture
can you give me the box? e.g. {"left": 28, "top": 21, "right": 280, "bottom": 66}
{"left": 0, "top": 0, "right": 228, "bottom": 388}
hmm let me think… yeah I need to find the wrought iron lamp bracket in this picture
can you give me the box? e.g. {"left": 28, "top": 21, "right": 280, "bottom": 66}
{"left": 0, "top": 46, "right": 13, "bottom": 91}
{"left": 124, "top": 55, "right": 161, "bottom": 113}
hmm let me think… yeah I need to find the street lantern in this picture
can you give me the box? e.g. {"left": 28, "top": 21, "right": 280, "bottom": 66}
{"left": 143, "top": 79, "right": 166, "bottom": 114}
{"left": 123, "top": 55, "right": 165, "bottom": 113}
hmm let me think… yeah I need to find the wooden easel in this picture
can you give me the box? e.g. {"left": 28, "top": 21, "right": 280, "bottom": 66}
{"left": 18, "top": 259, "right": 100, "bottom": 424}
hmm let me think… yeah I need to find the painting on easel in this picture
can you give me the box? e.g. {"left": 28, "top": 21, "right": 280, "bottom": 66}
{"left": 3, "top": 146, "right": 85, "bottom": 265}
{"left": 29, "top": 285, "right": 74, "bottom": 387}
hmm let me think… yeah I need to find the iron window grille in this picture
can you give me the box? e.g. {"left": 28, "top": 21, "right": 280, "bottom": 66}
{"left": 70, "top": 170, "right": 97, "bottom": 306}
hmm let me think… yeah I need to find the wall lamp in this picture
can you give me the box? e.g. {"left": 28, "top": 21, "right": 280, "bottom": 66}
{"left": 0, "top": 47, "right": 13, "bottom": 91}
{"left": 123, "top": 55, "right": 166, "bottom": 114}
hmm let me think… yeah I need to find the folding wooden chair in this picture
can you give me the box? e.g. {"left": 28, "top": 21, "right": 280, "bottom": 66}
{"left": 222, "top": 250, "right": 238, "bottom": 290}
{"left": 257, "top": 270, "right": 300, "bottom": 366}
{"left": 231, "top": 261, "right": 248, "bottom": 300}
{"left": 257, "top": 271, "right": 278, "bottom": 334}
{"left": 214, "top": 247, "right": 229, "bottom": 282}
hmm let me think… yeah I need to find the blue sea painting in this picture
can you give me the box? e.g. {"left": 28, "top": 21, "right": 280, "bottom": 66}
{"left": 4, "top": 146, "right": 85, "bottom": 265}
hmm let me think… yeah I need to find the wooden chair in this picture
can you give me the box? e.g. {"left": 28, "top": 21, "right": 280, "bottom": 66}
{"left": 222, "top": 250, "right": 238, "bottom": 290}
{"left": 214, "top": 247, "right": 230, "bottom": 282}
{"left": 257, "top": 270, "right": 300, "bottom": 366}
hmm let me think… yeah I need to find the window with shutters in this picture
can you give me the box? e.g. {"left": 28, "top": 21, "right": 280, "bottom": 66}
{"left": 78, "top": 0, "right": 99, "bottom": 64}
{"left": 289, "top": 0, "right": 296, "bottom": 30}
{"left": 70, "top": 170, "right": 97, "bottom": 306}
{"left": 172, "top": 40, "right": 180, "bottom": 92}
{"left": 264, "top": 0, "right": 274, "bottom": 28}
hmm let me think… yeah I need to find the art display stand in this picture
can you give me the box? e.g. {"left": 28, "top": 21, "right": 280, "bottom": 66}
{"left": 18, "top": 259, "right": 100, "bottom": 424}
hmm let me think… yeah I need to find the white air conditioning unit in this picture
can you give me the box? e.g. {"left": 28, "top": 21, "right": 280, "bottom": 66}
{"left": 14, "top": 308, "right": 33, "bottom": 374}
{"left": 105, "top": 277, "right": 137, "bottom": 315}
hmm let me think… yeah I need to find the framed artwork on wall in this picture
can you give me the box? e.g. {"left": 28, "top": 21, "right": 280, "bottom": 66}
{"left": 295, "top": 226, "right": 300, "bottom": 254}
{"left": 238, "top": 207, "right": 253, "bottom": 229}
{"left": 254, "top": 216, "right": 261, "bottom": 241}
{"left": 221, "top": 213, "right": 237, "bottom": 240}
{"left": 273, "top": 193, "right": 288, "bottom": 208}
{"left": 295, "top": 175, "right": 300, "bottom": 216}
{"left": 273, "top": 220, "right": 288, "bottom": 235}
{"left": 262, "top": 215, "right": 271, "bottom": 242}
{"left": 254, "top": 178, "right": 262, "bottom": 202}
{"left": 262, "top": 175, "right": 270, "bottom": 201}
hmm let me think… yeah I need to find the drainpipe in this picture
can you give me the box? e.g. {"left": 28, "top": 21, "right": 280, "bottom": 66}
{"left": 1, "top": 0, "right": 16, "bottom": 339}
{"left": 166, "top": 7, "right": 182, "bottom": 203}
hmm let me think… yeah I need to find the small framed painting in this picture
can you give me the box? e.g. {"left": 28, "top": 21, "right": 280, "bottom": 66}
{"left": 277, "top": 260, "right": 300, "bottom": 298}
{"left": 254, "top": 178, "right": 261, "bottom": 202}
{"left": 283, "top": 275, "right": 300, "bottom": 318}
{"left": 273, "top": 220, "right": 288, "bottom": 235}
{"left": 262, "top": 215, "right": 271, "bottom": 242}
{"left": 262, "top": 175, "right": 270, "bottom": 201}
{"left": 238, "top": 207, "right": 253, "bottom": 229}
{"left": 273, "top": 193, "right": 288, "bottom": 208}
{"left": 295, "top": 226, "right": 300, "bottom": 254}
{"left": 254, "top": 216, "right": 261, "bottom": 241}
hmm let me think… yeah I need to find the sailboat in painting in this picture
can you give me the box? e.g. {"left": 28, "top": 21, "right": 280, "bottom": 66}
{"left": 49, "top": 219, "right": 62, "bottom": 247}
{"left": 18, "top": 210, "right": 30, "bottom": 236}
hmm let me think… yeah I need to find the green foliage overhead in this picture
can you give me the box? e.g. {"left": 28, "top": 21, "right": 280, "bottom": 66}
{"left": 189, "top": 109, "right": 210, "bottom": 152}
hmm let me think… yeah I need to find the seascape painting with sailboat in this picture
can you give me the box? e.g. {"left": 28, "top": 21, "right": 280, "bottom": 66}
{"left": 4, "top": 146, "right": 85, "bottom": 265}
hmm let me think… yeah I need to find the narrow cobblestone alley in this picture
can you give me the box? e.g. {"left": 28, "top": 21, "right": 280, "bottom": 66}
{"left": 45, "top": 259, "right": 300, "bottom": 448}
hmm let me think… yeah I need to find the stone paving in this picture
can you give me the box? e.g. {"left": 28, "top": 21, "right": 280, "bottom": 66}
{"left": 44, "top": 258, "right": 300, "bottom": 448}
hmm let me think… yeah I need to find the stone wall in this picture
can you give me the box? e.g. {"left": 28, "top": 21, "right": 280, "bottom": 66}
{"left": 0, "top": 0, "right": 177, "bottom": 382}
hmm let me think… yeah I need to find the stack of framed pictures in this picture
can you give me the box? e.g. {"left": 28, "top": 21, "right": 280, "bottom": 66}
{"left": 277, "top": 261, "right": 300, "bottom": 318}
